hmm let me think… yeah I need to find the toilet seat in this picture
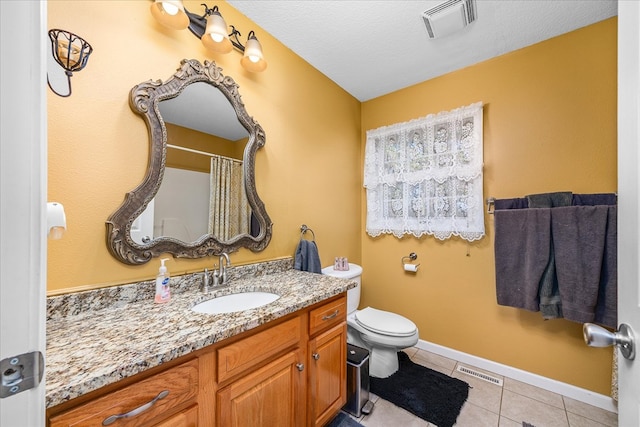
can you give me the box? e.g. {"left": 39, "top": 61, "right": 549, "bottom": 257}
{"left": 354, "top": 307, "right": 417, "bottom": 337}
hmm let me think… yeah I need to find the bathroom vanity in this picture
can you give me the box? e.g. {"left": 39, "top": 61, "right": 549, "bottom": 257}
{"left": 45, "top": 261, "right": 353, "bottom": 426}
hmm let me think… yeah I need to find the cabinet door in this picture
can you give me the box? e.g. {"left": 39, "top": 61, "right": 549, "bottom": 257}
{"left": 217, "top": 350, "right": 305, "bottom": 427}
{"left": 308, "top": 323, "right": 347, "bottom": 427}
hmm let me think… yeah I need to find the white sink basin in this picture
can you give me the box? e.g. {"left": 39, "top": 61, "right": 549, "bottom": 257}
{"left": 192, "top": 292, "right": 280, "bottom": 314}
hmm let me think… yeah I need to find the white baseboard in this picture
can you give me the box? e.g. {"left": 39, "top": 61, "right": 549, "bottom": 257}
{"left": 415, "top": 339, "right": 618, "bottom": 414}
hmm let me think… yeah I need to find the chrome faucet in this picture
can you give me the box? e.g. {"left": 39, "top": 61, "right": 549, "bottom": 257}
{"left": 218, "top": 252, "right": 231, "bottom": 285}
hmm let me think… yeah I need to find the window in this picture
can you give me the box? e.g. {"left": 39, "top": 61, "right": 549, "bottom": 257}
{"left": 364, "top": 102, "right": 484, "bottom": 242}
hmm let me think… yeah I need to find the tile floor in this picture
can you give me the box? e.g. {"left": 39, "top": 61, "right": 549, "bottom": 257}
{"left": 345, "top": 347, "right": 618, "bottom": 427}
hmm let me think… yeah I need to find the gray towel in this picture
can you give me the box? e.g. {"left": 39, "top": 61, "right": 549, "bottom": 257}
{"left": 494, "top": 209, "right": 551, "bottom": 311}
{"left": 294, "top": 239, "right": 322, "bottom": 273}
{"left": 551, "top": 206, "right": 610, "bottom": 324}
{"left": 594, "top": 206, "right": 617, "bottom": 328}
{"left": 494, "top": 197, "right": 528, "bottom": 210}
{"left": 572, "top": 193, "right": 617, "bottom": 206}
{"left": 528, "top": 192, "right": 572, "bottom": 319}
{"left": 526, "top": 191, "right": 573, "bottom": 208}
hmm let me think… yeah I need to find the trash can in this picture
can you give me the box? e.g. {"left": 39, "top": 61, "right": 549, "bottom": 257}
{"left": 343, "top": 344, "right": 372, "bottom": 417}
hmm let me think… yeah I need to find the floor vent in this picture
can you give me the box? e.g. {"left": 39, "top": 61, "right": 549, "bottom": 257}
{"left": 456, "top": 365, "right": 503, "bottom": 386}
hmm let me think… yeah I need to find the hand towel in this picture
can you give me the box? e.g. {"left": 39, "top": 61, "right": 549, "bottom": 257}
{"left": 294, "top": 239, "right": 322, "bottom": 273}
{"left": 494, "top": 209, "right": 551, "bottom": 311}
{"left": 551, "top": 205, "right": 610, "bottom": 324}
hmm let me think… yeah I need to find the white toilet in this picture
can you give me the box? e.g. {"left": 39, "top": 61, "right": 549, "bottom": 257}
{"left": 322, "top": 263, "right": 419, "bottom": 378}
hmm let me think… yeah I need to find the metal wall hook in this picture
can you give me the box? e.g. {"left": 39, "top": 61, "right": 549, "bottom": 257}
{"left": 583, "top": 323, "right": 635, "bottom": 360}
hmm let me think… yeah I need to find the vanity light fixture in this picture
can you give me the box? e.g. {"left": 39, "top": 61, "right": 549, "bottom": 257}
{"left": 47, "top": 29, "right": 93, "bottom": 97}
{"left": 150, "top": 1, "right": 267, "bottom": 72}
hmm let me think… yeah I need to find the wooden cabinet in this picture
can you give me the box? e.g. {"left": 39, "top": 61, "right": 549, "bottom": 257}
{"left": 48, "top": 359, "right": 199, "bottom": 427}
{"left": 47, "top": 295, "right": 347, "bottom": 427}
{"left": 154, "top": 406, "right": 198, "bottom": 427}
{"left": 217, "top": 317, "right": 302, "bottom": 383}
{"left": 308, "top": 300, "right": 348, "bottom": 427}
{"left": 217, "top": 350, "right": 305, "bottom": 426}
{"left": 216, "top": 316, "right": 306, "bottom": 427}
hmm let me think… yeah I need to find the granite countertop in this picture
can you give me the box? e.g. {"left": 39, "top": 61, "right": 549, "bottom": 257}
{"left": 46, "top": 260, "right": 355, "bottom": 408}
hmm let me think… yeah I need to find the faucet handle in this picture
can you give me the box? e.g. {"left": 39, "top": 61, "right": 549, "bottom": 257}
{"left": 203, "top": 269, "right": 209, "bottom": 291}
{"left": 213, "top": 268, "right": 220, "bottom": 287}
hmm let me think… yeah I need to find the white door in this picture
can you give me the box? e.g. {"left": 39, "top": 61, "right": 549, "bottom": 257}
{"left": 131, "top": 198, "right": 155, "bottom": 244}
{"left": 617, "top": 1, "right": 640, "bottom": 425}
{"left": 0, "top": 1, "right": 47, "bottom": 425}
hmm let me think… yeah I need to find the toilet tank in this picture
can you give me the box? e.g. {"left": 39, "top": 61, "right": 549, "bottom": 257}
{"left": 321, "top": 263, "right": 362, "bottom": 315}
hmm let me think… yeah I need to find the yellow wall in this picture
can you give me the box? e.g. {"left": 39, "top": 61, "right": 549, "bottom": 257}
{"left": 165, "top": 124, "right": 244, "bottom": 173}
{"left": 361, "top": 18, "right": 617, "bottom": 395}
{"left": 47, "top": 1, "right": 361, "bottom": 293}
{"left": 49, "top": 1, "right": 617, "bottom": 395}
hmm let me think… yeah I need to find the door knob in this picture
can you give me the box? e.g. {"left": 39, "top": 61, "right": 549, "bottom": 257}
{"left": 583, "top": 323, "right": 635, "bottom": 360}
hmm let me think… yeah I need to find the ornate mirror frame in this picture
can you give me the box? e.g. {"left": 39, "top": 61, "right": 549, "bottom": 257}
{"left": 106, "top": 59, "right": 272, "bottom": 265}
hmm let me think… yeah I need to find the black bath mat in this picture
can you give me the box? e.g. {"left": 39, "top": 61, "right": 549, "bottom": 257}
{"left": 370, "top": 351, "right": 470, "bottom": 427}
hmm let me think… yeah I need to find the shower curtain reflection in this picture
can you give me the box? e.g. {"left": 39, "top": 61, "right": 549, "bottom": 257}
{"left": 209, "top": 156, "right": 251, "bottom": 241}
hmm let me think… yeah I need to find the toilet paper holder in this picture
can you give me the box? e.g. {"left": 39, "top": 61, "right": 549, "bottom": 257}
{"left": 401, "top": 253, "right": 420, "bottom": 272}
{"left": 401, "top": 253, "right": 418, "bottom": 263}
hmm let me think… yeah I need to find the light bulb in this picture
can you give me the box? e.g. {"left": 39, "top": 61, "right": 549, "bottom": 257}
{"left": 150, "top": 0, "right": 189, "bottom": 30}
{"left": 202, "top": 11, "right": 232, "bottom": 53}
{"left": 161, "top": 2, "right": 179, "bottom": 15}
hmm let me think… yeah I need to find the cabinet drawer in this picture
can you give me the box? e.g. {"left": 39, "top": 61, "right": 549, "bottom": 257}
{"left": 49, "top": 359, "right": 198, "bottom": 427}
{"left": 217, "top": 317, "right": 301, "bottom": 383}
{"left": 154, "top": 404, "right": 198, "bottom": 427}
{"left": 309, "top": 297, "right": 346, "bottom": 336}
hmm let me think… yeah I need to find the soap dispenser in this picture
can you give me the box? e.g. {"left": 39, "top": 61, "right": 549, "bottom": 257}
{"left": 154, "top": 258, "right": 171, "bottom": 303}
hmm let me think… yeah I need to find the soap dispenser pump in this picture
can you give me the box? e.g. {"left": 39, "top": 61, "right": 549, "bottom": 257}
{"left": 154, "top": 258, "right": 171, "bottom": 303}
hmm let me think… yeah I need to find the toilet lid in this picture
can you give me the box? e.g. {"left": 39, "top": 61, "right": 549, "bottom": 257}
{"left": 355, "top": 307, "right": 417, "bottom": 337}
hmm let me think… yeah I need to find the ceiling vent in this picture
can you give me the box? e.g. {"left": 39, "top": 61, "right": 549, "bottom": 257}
{"left": 422, "top": 0, "right": 477, "bottom": 39}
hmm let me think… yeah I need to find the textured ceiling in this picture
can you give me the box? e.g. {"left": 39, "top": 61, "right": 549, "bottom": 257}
{"left": 227, "top": 0, "right": 618, "bottom": 101}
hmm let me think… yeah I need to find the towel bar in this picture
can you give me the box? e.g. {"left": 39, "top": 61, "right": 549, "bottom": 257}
{"left": 486, "top": 197, "right": 495, "bottom": 214}
{"left": 300, "top": 224, "right": 316, "bottom": 241}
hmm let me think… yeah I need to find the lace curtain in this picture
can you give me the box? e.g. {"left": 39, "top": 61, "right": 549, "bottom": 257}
{"left": 364, "top": 102, "right": 484, "bottom": 242}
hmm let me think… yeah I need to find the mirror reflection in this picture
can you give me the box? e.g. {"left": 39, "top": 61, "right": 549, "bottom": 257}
{"left": 131, "top": 82, "right": 256, "bottom": 245}
{"left": 107, "top": 59, "right": 272, "bottom": 265}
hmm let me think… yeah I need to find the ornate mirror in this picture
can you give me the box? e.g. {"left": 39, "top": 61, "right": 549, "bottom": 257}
{"left": 107, "top": 59, "right": 272, "bottom": 265}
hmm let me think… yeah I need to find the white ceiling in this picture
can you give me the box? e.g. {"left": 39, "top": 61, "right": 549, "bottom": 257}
{"left": 227, "top": 0, "right": 618, "bottom": 101}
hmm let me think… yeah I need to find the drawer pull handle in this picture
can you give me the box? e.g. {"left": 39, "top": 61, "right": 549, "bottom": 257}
{"left": 312, "top": 353, "right": 320, "bottom": 360}
{"left": 102, "top": 390, "right": 169, "bottom": 425}
{"left": 322, "top": 310, "right": 339, "bottom": 321}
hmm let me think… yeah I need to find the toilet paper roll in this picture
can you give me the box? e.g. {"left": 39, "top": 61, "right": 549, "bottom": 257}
{"left": 404, "top": 263, "right": 419, "bottom": 272}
